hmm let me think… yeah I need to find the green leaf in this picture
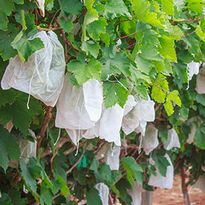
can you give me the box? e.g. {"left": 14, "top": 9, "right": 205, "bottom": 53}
{"left": 195, "top": 25, "right": 205, "bottom": 42}
{"left": 86, "top": 188, "right": 102, "bottom": 205}
{"left": 103, "top": 82, "right": 129, "bottom": 108}
{"left": 161, "top": 0, "right": 174, "bottom": 16}
{"left": 121, "top": 157, "right": 143, "bottom": 185}
{"left": 164, "top": 90, "right": 181, "bottom": 116}
{"left": 87, "top": 18, "right": 107, "bottom": 41}
{"left": 40, "top": 184, "right": 53, "bottom": 205}
{"left": 0, "top": 13, "right": 9, "bottom": 31}
{"left": 131, "top": 0, "right": 163, "bottom": 28}
{"left": 81, "top": 41, "right": 100, "bottom": 58}
{"left": 104, "top": 0, "right": 131, "bottom": 19}
{"left": 0, "top": 93, "right": 42, "bottom": 135}
{"left": 14, "top": 0, "right": 24, "bottom": 4}
{"left": 0, "top": 126, "right": 20, "bottom": 171}
{"left": 196, "top": 94, "right": 205, "bottom": 106}
{"left": 151, "top": 74, "right": 169, "bottom": 103}
{"left": 194, "top": 123, "right": 205, "bottom": 150}
{"left": 11, "top": 31, "right": 44, "bottom": 62}
{"left": 187, "top": 0, "right": 204, "bottom": 14}
{"left": 82, "top": 0, "right": 99, "bottom": 41}
{"left": 0, "top": 0, "right": 14, "bottom": 16}
{"left": 20, "top": 159, "right": 38, "bottom": 194}
{"left": 0, "top": 193, "right": 13, "bottom": 205}
{"left": 67, "top": 59, "right": 102, "bottom": 85}
{"left": 55, "top": 175, "right": 70, "bottom": 198}
{"left": 159, "top": 36, "right": 177, "bottom": 62}
{"left": 59, "top": 0, "right": 83, "bottom": 15}
{"left": 102, "top": 51, "right": 131, "bottom": 79}
{"left": 0, "top": 25, "right": 19, "bottom": 61}
{"left": 59, "top": 17, "right": 73, "bottom": 34}
{"left": 152, "top": 153, "right": 170, "bottom": 177}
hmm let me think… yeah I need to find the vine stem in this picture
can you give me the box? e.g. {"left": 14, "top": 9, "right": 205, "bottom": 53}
{"left": 181, "top": 167, "right": 191, "bottom": 205}
{"left": 37, "top": 106, "right": 52, "bottom": 149}
{"left": 66, "top": 153, "right": 84, "bottom": 175}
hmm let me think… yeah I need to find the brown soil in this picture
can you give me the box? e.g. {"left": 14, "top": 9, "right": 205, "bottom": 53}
{"left": 153, "top": 177, "right": 205, "bottom": 205}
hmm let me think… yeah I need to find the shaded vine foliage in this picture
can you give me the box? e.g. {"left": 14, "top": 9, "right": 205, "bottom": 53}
{"left": 0, "top": 0, "right": 205, "bottom": 204}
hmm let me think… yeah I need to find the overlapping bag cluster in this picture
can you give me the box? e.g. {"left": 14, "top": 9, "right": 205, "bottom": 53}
{"left": 1, "top": 30, "right": 184, "bottom": 196}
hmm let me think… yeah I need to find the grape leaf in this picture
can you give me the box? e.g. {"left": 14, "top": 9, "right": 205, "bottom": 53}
{"left": 164, "top": 90, "right": 181, "bottom": 116}
{"left": 11, "top": 31, "right": 44, "bottom": 62}
{"left": 59, "top": 0, "right": 82, "bottom": 15}
{"left": 0, "top": 25, "right": 19, "bottom": 61}
{"left": 121, "top": 157, "right": 143, "bottom": 184}
{"left": 67, "top": 59, "right": 102, "bottom": 85}
{"left": 0, "top": 93, "right": 42, "bottom": 135}
{"left": 0, "top": 0, "right": 14, "bottom": 16}
{"left": 159, "top": 36, "right": 177, "bottom": 62}
{"left": 104, "top": 0, "right": 131, "bottom": 19}
{"left": 0, "top": 126, "right": 20, "bottom": 171}
{"left": 103, "top": 82, "right": 129, "bottom": 108}
{"left": 151, "top": 74, "right": 169, "bottom": 103}
{"left": 161, "top": 0, "right": 174, "bottom": 16}
{"left": 194, "top": 123, "right": 205, "bottom": 150}
{"left": 86, "top": 188, "right": 102, "bottom": 205}
{"left": 87, "top": 18, "right": 107, "bottom": 41}
{"left": 20, "top": 159, "right": 37, "bottom": 194}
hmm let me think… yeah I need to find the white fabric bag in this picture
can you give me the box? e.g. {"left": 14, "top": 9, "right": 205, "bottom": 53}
{"left": 83, "top": 104, "right": 124, "bottom": 146}
{"left": 188, "top": 62, "right": 200, "bottom": 80}
{"left": 148, "top": 154, "right": 174, "bottom": 189}
{"left": 1, "top": 31, "right": 65, "bottom": 107}
{"left": 142, "top": 124, "right": 159, "bottom": 155}
{"left": 105, "top": 144, "right": 121, "bottom": 170}
{"left": 83, "top": 80, "right": 103, "bottom": 122}
{"left": 196, "top": 73, "right": 205, "bottom": 94}
{"left": 19, "top": 130, "right": 37, "bottom": 163}
{"left": 163, "top": 128, "right": 180, "bottom": 150}
{"left": 122, "top": 99, "right": 155, "bottom": 135}
{"left": 36, "top": 0, "right": 45, "bottom": 16}
{"left": 123, "top": 95, "right": 137, "bottom": 116}
{"left": 99, "top": 104, "right": 124, "bottom": 146}
{"left": 187, "top": 125, "right": 196, "bottom": 144}
{"left": 193, "top": 176, "right": 205, "bottom": 192}
{"left": 95, "top": 183, "right": 109, "bottom": 205}
{"left": 128, "top": 181, "right": 142, "bottom": 205}
{"left": 55, "top": 77, "right": 103, "bottom": 130}
{"left": 134, "top": 99, "right": 155, "bottom": 122}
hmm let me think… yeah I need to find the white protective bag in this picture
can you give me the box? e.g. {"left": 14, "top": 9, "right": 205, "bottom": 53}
{"left": 142, "top": 124, "right": 159, "bottom": 155}
{"left": 163, "top": 128, "right": 180, "bottom": 150}
{"left": 1, "top": 31, "right": 65, "bottom": 107}
{"left": 19, "top": 129, "right": 37, "bottom": 163}
{"left": 122, "top": 99, "right": 155, "bottom": 135}
{"left": 196, "top": 73, "right": 205, "bottom": 94}
{"left": 95, "top": 183, "right": 109, "bottom": 205}
{"left": 123, "top": 95, "right": 137, "bottom": 116}
{"left": 148, "top": 154, "right": 174, "bottom": 189}
{"left": 36, "top": 0, "right": 45, "bottom": 16}
{"left": 193, "top": 176, "right": 205, "bottom": 192}
{"left": 55, "top": 77, "right": 103, "bottom": 130}
{"left": 105, "top": 144, "right": 121, "bottom": 170}
{"left": 128, "top": 181, "right": 142, "bottom": 205}
{"left": 188, "top": 62, "right": 200, "bottom": 80}
{"left": 83, "top": 104, "right": 124, "bottom": 146}
{"left": 98, "top": 104, "right": 124, "bottom": 146}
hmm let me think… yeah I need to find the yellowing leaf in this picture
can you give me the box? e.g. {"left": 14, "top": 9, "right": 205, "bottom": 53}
{"left": 196, "top": 25, "right": 205, "bottom": 42}
{"left": 161, "top": 0, "right": 174, "bottom": 16}
{"left": 164, "top": 90, "right": 181, "bottom": 116}
{"left": 159, "top": 36, "right": 177, "bottom": 62}
{"left": 151, "top": 74, "right": 169, "bottom": 103}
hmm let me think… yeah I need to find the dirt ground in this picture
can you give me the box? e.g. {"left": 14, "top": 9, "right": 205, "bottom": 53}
{"left": 153, "top": 177, "right": 205, "bottom": 205}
